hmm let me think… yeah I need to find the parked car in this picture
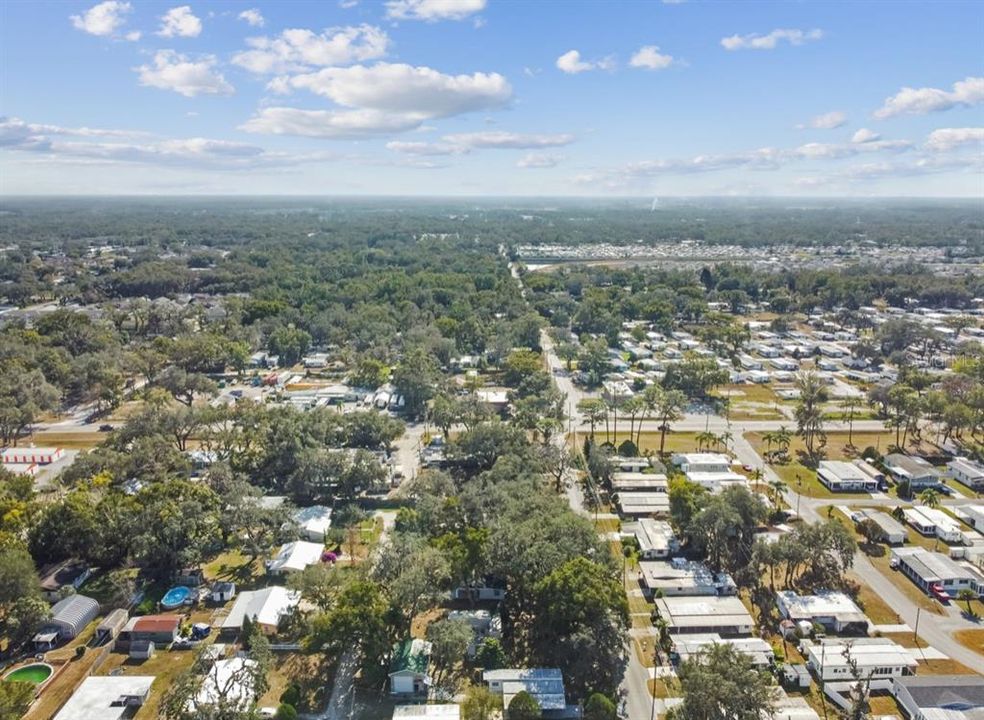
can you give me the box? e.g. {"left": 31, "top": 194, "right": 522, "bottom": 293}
{"left": 98, "top": 424, "right": 114, "bottom": 432}
{"left": 889, "top": 556, "right": 900, "bottom": 570}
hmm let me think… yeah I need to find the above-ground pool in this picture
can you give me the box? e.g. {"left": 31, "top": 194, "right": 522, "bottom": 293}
{"left": 161, "top": 586, "right": 193, "bottom": 609}
{"left": 4, "top": 663, "right": 53, "bottom": 685}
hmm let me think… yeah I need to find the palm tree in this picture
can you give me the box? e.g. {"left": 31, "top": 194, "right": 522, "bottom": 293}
{"left": 956, "top": 588, "right": 978, "bottom": 617}
{"left": 762, "top": 431, "right": 777, "bottom": 456}
{"left": 719, "top": 431, "right": 733, "bottom": 452}
{"left": 918, "top": 488, "right": 941, "bottom": 510}
{"left": 769, "top": 479, "right": 789, "bottom": 508}
{"left": 696, "top": 431, "right": 716, "bottom": 452}
{"left": 775, "top": 426, "right": 793, "bottom": 456}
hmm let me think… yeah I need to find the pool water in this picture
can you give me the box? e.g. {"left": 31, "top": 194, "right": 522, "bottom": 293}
{"left": 161, "top": 586, "right": 192, "bottom": 608}
{"left": 4, "top": 663, "right": 53, "bottom": 685}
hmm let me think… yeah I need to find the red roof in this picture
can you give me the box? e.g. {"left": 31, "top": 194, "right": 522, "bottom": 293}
{"left": 132, "top": 615, "right": 180, "bottom": 633}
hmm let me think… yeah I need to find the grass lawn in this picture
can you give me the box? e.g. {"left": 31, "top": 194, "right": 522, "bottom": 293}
{"left": 202, "top": 549, "right": 265, "bottom": 589}
{"left": 257, "top": 653, "right": 331, "bottom": 712}
{"left": 848, "top": 572, "right": 905, "bottom": 625}
{"left": 635, "top": 637, "right": 657, "bottom": 668}
{"left": 953, "top": 629, "right": 984, "bottom": 656}
{"left": 24, "top": 625, "right": 103, "bottom": 720}
{"left": 868, "top": 693, "right": 903, "bottom": 715}
{"left": 650, "top": 677, "right": 677, "bottom": 699}
{"left": 577, "top": 430, "right": 711, "bottom": 455}
{"left": 867, "top": 552, "right": 946, "bottom": 616}
{"left": 595, "top": 517, "right": 620, "bottom": 534}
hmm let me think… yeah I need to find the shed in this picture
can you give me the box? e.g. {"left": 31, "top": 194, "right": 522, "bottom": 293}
{"left": 38, "top": 560, "right": 92, "bottom": 602}
{"left": 129, "top": 640, "right": 156, "bottom": 660}
{"left": 389, "top": 639, "right": 432, "bottom": 695}
{"left": 96, "top": 608, "right": 129, "bottom": 645}
{"left": 211, "top": 582, "right": 236, "bottom": 603}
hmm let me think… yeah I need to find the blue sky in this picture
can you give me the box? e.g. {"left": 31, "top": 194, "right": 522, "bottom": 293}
{"left": 1, "top": 0, "right": 982, "bottom": 195}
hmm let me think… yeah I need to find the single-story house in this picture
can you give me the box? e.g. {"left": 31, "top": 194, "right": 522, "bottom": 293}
{"left": 956, "top": 504, "right": 984, "bottom": 533}
{"left": 36, "top": 593, "right": 99, "bottom": 646}
{"left": 52, "top": 676, "right": 155, "bottom": 720}
{"left": 653, "top": 596, "right": 754, "bottom": 636}
{"left": 947, "top": 458, "right": 984, "bottom": 492}
{"left": 773, "top": 697, "right": 821, "bottom": 720}
{"left": 884, "top": 454, "right": 941, "bottom": 489}
{"left": 857, "top": 509, "right": 907, "bottom": 545}
{"left": 221, "top": 586, "right": 300, "bottom": 635}
{"left": 902, "top": 507, "right": 963, "bottom": 543}
{"left": 266, "top": 540, "right": 324, "bottom": 575}
{"left": 483, "top": 668, "right": 567, "bottom": 715}
{"left": 803, "top": 638, "right": 916, "bottom": 682}
{"left": 670, "top": 634, "right": 773, "bottom": 667}
{"left": 639, "top": 559, "right": 736, "bottom": 598}
{"left": 294, "top": 505, "right": 333, "bottom": 542}
{"left": 446, "top": 609, "right": 502, "bottom": 656}
{"left": 891, "top": 675, "right": 984, "bottom": 720}
{"left": 193, "top": 658, "right": 257, "bottom": 712}
{"left": 891, "top": 547, "right": 983, "bottom": 599}
{"left": 611, "top": 472, "right": 668, "bottom": 492}
{"left": 776, "top": 590, "right": 869, "bottom": 634}
{"left": 613, "top": 491, "right": 670, "bottom": 518}
{"left": 38, "top": 560, "right": 92, "bottom": 602}
{"left": 633, "top": 518, "right": 678, "bottom": 560}
{"left": 671, "top": 453, "right": 747, "bottom": 492}
{"left": 389, "top": 639, "right": 432, "bottom": 695}
{"left": 816, "top": 461, "right": 879, "bottom": 493}
{"left": 118, "top": 614, "right": 181, "bottom": 646}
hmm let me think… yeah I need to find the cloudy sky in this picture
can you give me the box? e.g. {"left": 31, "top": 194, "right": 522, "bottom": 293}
{"left": 1, "top": 0, "right": 982, "bottom": 196}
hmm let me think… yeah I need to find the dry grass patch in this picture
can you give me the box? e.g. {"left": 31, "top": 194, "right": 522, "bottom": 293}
{"left": 953, "top": 629, "right": 984, "bottom": 656}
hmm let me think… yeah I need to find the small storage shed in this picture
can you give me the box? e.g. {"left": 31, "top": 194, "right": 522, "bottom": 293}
{"left": 96, "top": 608, "right": 129, "bottom": 645}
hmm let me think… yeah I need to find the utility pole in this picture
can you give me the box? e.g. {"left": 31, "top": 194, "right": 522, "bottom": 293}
{"left": 913, "top": 607, "right": 921, "bottom": 644}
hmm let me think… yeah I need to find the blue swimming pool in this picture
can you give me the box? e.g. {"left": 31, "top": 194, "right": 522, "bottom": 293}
{"left": 161, "top": 586, "right": 192, "bottom": 609}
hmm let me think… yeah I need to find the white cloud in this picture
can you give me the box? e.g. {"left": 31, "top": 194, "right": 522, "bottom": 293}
{"left": 851, "top": 128, "right": 880, "bottom": 144}
{"left": 136, "top": 51, "right": 233, "bottom": 97}
{"left": 801, "top": 110, "right": 847, "bottom": 129}
{"left": 70, "top": 1, "right": 132, "bottom": 37}
{"left": 281, "top": 63, "right": 511, "bottom": 119}
{"left": 385, "top": 0, "right": 486, "bottom": 22}
{"left": 1, "top": 116, "right": 332, "bottom": 170}
{"left": 385, "top": 140, "right": 465, "bottom": 155}
{"left": 339, "top": 0, "right": 360, "bottom": 7}
{"left": 556, "top": 50, "right": 614, "bottom": 74}
{"left": 232, "top": 25, "right": 389, "bottom": 74}
{"left": 629, "top": 46, "right": 674, "bottom": 71}
{"left": 517, "top": 153, "right": 563, "bottom": 168}
{"left": 874, "top": 76, "right": 984, "bottom": 119}
{"left": 442, "top": 131, "right": 574, "bottom": 149}
{"left": 925, "top": 127, "right": 984, "bottom": 151}
{"left": 721, "top": 28, "right": 822, "bottom": 51}
{"left": 238, "top": 8, "right": 264, "bottom": 27}
{"left": 385, "top": 130, "right": 574, "bottom": 155}
{"left": 240, "top": 107, "right": 426, "bottom": 138}
{"left": 157, "top": 6, "right": 202, "bottom": 38}
{"left": 124, "top": 30, "right": 141, "bottom": 41}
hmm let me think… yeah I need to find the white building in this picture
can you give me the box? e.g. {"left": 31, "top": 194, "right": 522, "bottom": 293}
{"left": 947, "top": 458, "right": 984, "bottom": 492}
{"left": 640, "top": 559, "right": 737, "bottom": 598}
{"left": 902, "top": 507, "right": 963, "bottom": 543}
{"left": 633, "top": 519, "right": 678, "bottom": 559}
{"left": 2, "top": 446, "right": 64, "bottom": 465}
{"left": 294, "top": 506, "right": 333, "bottom": 542}
{"left": 670, "top": 634, "right": 773, "bottom": 667}
{"left": 266, "top": 540, "right": 324, "bottom": 575}
{"left": 221, "top": 586, "right": 300, "bottom": 634}
{"left": 816, "top": 461, "right": 879, "bottom": 493}
{"left": 884, "top": 454, "right": 941, "bottom": 490}
{"left": 654, "top": 596, "right": 754, "bottom": 636}
{"left": 483, "top": 668, "right": 567, "bottom": 714}
{"left": 955, "top": 504, "right": 984, "bottom": 533}
{"left": 614, "top": 491, "right": 669, "bottom": 517}
{"left": 803, "top": 638, "right": 917, "bottom": 682}
{"left": 393, "top": 705, "right": 461, "bottom": 720}
{"left": 671, "top": 453, "right": 747, "bottom": 492}
{"left": 53, "top": 676, "right": 155, "bottom": 720}
{"left": 891, "top": 547, "right": 983, "bottom": 599}
{"left": 776, "top": 590, "right": 869, "bottom": 633}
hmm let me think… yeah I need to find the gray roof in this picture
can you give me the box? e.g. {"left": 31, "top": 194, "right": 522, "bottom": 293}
{"left": 894, "top": 675, "right": 984, "bottom": 709}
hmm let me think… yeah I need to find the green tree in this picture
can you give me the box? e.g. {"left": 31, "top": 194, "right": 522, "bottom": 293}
{"left": 462, "top": 684, "right": 503, "bottom": 720}
{"left": 268, "top": 325, "right": 312, "bottom": 366}
{"left": 426, "top": 617, "right": 473, "bottom": 680}
{"left": 393, "top": 347, "right": 439, "bottom": 418}
{"left": 667, "top": 644, "right": 778, "bottom": 720}
{"left": 475, "top": 637, "right": 508, "bottom": 670}
{"left": 0, "top": 680, "right": 36, "bottom": 720}
{"left": 583, "top": 694, "right": 617, "bottom": 720}
{"left": 507, "top": 691, "right": 541, "bottom": 720}
{"left": 794, "top": 371, "right": 829, "bottom": 462}
{"left": 0, "top": 367, "right": 60, "bottom": 446}
{"left": 918, "top": 488, "right": 941, "bottom": 510}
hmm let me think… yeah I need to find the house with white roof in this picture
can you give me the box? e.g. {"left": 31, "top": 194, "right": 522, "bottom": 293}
{"left": 902, "top": 507, "right": 963, "bottom": 543}
{"left": 776, "top": 590, "right": 869, "bottom": 634}
{"left": 633, "top": 518, "right": 678, "bottom": 559}
{"left": 653, "top": 596, "right": 754, "bottom": 636}
{"left": 221, "top": 586, "right": 300, "bottom": 635}
{"left": 266, "top": 540, "right": 324, "bottom": 575}
{"left": 483, "top": 668, "right": 568, "bottom": 716}
{"left": 53, "top": 676, "right": 155, "bottom": 720}
{"left": 816, "top": 461, "right": 879, "bottom": 493}
{"left": 802, "top": 638, "right": 916, "bottom": 682}
{"left": 670, "top": 634, "right": 773, "bottom": 667}
{"left": 294, "top": 506, "right": 333, "bottom": 542}
{"left": 671, "top": 453, "right": 747, "bottom": 492}
{"left": 639, "top": 559, "right": 737, "bottom": 598}
{"left": 947, "top": 458, "right": 984, "bottom": 492}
